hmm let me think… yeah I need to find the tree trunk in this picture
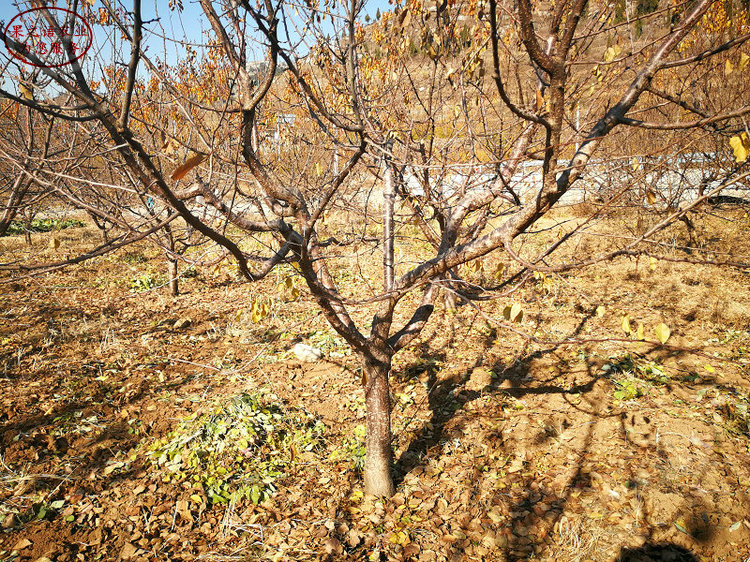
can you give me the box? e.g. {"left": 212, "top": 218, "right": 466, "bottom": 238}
{"left": 168, "top": 257, "right": 178, "bottom": 296}
{"left": 362, "top": 352, "right": 394, "bottom": 497}
{"left": 0, "top": 175, "right": 29, "bottom": 237}
{"left": 23, "top": 212, "right": 32, "bottom": 246}
{"left": 166, "top": 225, "right": 178, "bottom": 296}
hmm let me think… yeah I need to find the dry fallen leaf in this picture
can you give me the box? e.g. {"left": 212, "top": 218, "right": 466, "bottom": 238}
{"left": 120, "top": 542, "right": 138, "bottom": 559}
{"left": 323, "top": 537, "right": 343, "bottom": 555}
{"left": 346, "top": 528, "right": 362, "bottom": 547}
{"left": 13, "top": 538, "right": 32, "bottom": 550}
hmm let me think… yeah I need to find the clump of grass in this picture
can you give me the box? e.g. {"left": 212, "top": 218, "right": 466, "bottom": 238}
{"left": 603, "top": 354, "right": 670, "bottom": 401}
{"left": 147, "top": 391, "right": 326, "bottom": 505}
{"left": 719, "top": 392, "right": 750, "bottom": 442}
{"left": 129, "top": 272, "right": 161, "bottom": 292}
{"left": 1, "top": 218, "right": 84, "bottom": 236}
{"left": 604, "top": 354, "right": 670, "bottom": 385}
{"left": 121, "top": 251, "right": 147, "bottom": 264}
{"left": 330, "top": 423, "right": 366, "bottom": 472}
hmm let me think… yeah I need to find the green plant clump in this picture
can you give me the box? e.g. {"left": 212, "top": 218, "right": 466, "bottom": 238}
{"left": 721, "top": 394, "right": 750, "bottom": 440}
{"left": 613, "top": 379, "right": 643, "bottom": 401}
{"left": 330, "top": 423, "right": 366, "bottom": 472}
{"left": 148, "top": 391, "right": 326, "bottom": 505}
{"left": 130, "top": 272, "right": 161, "bottom": 292}
{"left": 605, "top": 353, "right": 670, "bottom": 385}
{"left": 2, "top": 217, "right": 84, "bottom": 236}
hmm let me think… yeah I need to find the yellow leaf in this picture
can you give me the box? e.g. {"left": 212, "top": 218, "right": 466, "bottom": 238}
{"left": 171, "top": 153, "right": 205, "bottom": 181}
{"left": 704, "top": 364, "right": 715, "bottom": 373}
{"left": 654, "top": 323, "right": 671, "bottom": 344}
{"left": 493, "top": 263, "right": 505, "bottom": 281}
{"left": 646, "top": 189, "right": 656, "bottom": 205}
{"left": 649, "top": 257, "right": 657, "bottom": 271}
{"left": 596, "top": 305, "right": 605, "bottom": 318}
{"left": 725, "top": 59, "right": 734, "bottom": 75}
{"left": 315, "top": 163, "right": 322, "bottom": 177}
{"left": 389, "top": 530, "right": 409, "bottom": 545}
{"left": 739, "top": 52, "right": 750, "bottom": 71}
{"left": 19, "top": 83, "right": 33, "bottom": 101}
{"left": 636, "top": 323, "right": 645, "bottom": 341}
{"left": 503, "top": 303, "right": 523, "bottom": 323}
{"left": 604, "top": 45, "right": 620, "bottom": 63}
{"left": 466, "top": 260, "right": 483, "bottom": 274}
{"left": 621, "top": 315, "right": 631, "bottom": 335}
{"left": 510, "top": 303, "right": 523, "bottom": 322}
{"left": 729, "top": 132, "right": 749, "bottom": 163}
{"left": 631, "top": 157, "right": 639, "bottom": 171}
{"left": 251, "top": 300, "right": 262, "bottom": 323}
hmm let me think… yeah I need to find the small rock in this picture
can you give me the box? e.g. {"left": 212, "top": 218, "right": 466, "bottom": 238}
{"left": 292, "top": 343, "right": 322, "bottom": 362}
{"left": 173, "top": 318, "right": 191, "bottom": 330}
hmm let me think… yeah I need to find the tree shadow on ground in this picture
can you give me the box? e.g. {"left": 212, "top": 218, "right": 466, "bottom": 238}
{"left": 387, "top": 302, "right": 750, "bottom": 560}
{"left": 616, "top": 542, "right": 699, "bottom": 561}
{"left": 393, "top": 307, "right": 597, "bottom": 486}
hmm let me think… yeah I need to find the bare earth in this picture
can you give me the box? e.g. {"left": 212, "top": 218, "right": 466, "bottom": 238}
{"left": 1, "top": 218, "right": 750, "bottom": 561}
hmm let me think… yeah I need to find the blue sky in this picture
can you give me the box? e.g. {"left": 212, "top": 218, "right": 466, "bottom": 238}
{"left": 1, "top": 0, "right": 392, "bottom": 94}
{"left": 1, "top": 0, "right": 393, "bottom": 60}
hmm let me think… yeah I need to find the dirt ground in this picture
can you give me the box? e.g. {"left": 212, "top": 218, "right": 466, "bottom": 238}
{"left": 1, "top": 212, "right": 750, "bottom": 561}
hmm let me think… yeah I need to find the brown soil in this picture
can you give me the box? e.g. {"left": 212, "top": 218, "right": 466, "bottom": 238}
{"left": 1, "top": 217, "right": 750, "bottom": 561}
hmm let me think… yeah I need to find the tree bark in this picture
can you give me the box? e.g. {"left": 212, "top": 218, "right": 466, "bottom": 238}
{"left": 23, "top": 211, "right": 32, "bottom": 246}
{"left": 169, "top": 257, "right": 179, "bottom": 296}
{"left": 0, "top": 175, "right": 29, "bottom": 237}
{"left": 362, "top": 351, "right": 394, "bottom": 497}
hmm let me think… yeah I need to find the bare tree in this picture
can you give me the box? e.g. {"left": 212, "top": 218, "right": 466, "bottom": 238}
{"left": 1, "top": 0, "right": 749, "bottom": 497}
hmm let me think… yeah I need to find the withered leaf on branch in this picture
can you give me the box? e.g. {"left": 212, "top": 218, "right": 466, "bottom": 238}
{"left": 171, "top": 153, "right": 205, "bottom": 181}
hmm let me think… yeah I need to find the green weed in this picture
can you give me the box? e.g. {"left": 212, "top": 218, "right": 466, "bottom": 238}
{"left": 330, "top": 424, "right": 366, "bottom": 472}
{"left": 129, "top": 272, "right": 161, "bottom": 292}
{"left": 147, "top": 391, "right": 325, "bottom": 505}
{"left": 1, "top": 218, "right": 84, "bottom": 236}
